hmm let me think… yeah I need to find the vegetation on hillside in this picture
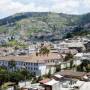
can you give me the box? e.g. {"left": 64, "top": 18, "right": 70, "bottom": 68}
{"left": 0, "top": 12, "right": 90, "bottom": 39}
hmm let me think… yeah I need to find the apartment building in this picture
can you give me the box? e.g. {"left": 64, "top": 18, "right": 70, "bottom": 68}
{"left": 0, "top": 53, "right": 62, "bottom": 76}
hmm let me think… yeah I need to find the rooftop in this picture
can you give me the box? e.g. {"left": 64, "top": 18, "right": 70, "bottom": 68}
{"left": 56, "top": 70, "right": 86, "bottom": 78}
{"left": 39, "top": 79, "right": 50, "bottom": 84}
{"left": 44, "top": 79, "right": 59, "bottom": 86}
{"left": 0, "top": 53, "right": 62, "bottom": 63}
{"left": 54, "top": 74, "right": 63, "bottom": 79}
{"left": 75, "top": 53, "right": 83, "bottom": 57}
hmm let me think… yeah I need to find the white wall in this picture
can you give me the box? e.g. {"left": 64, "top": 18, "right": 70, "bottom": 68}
{"left": 38, "top": 64, "right": 46, "bottom": 76}
{"left": 52, "top": 82, "right": 61, "bottom": 90}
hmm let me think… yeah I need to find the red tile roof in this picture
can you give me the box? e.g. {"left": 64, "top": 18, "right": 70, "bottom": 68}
{"left": 0, "top": 53, "right": 62, "bottom": 63}
{"left": 39, "top": 79, "right": 50, "bottom": 84}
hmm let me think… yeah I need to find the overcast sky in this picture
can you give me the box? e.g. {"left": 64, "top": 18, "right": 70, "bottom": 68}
{"left": 0, "top": 0, "right": 90, "bottom": 18}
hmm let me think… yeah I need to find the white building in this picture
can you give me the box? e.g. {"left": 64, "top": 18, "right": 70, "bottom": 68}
{"left": 0, "top": 53, "right": 62, "bottom": 76}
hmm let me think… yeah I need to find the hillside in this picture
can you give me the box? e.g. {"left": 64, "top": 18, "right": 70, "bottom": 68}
{"left": 0, "top": 12, "right": 90, "bottom": 40}
{"left": 0, "top": 12, "right": 79, "bottom": 26}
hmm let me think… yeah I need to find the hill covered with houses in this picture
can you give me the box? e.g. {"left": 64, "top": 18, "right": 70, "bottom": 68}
{"left": 0, "top": 12, "right": 90, "bottom": 41}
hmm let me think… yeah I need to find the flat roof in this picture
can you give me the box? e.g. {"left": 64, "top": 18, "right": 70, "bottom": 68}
{"left": 56, "top": 70, "right": 86, "bottom": 78}
{"left": 54, "top": 74, "right": 63, "bottom": 78}
{"left": 44, "top": 79, "right": 59, "bottom": 86}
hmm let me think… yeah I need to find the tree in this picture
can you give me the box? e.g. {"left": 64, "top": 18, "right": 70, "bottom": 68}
{"left": 36, "top": 76, "right": 43, "bottom": 83}
{"left": 47, "top": 69, "right": 51, "bottom": 78}
{"left": 10, "top": 71, "right": 24, "bottom": 84}
{"left": 65, "top": 33, "right": 73, "bottom": 38}
{"left": 77, "top": 59, "right": 90, "bottom": 72}
{"left": 0, "top": 67, "right": 33, "bottom": 86}
{"left": 39, "top": 47, "right": 50, "bottom": 56}
{"left": 20, "top": 68, "right": 32, "bottom": 80}
{"left": 0, "top": 67, "right": 9, "bottom": 86}
{"left": 8, "top": 60, "right": 16, "bottom": 72}
{"left": 81, "top": 59, "right": 89, "bottom": 72}
{"left": 56, "top": 64, "right": 61, "bottom": 72}
{"left": 70, "top": 60, "right": 73, "bottom": 69}
{"left": 64, "top": 53, "right": 73, "bottom": 61}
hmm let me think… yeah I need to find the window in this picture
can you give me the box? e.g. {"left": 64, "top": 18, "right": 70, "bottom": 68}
{"left": 26, "top": 62, "right": 28, "bottom": 65}
{"left": 34, "top": 63, "right": 38, "bottom": 66}
{"left": 36, "top": 63, "right": 38, "bottom": 66}
{"left": 28, "top": 67, "right": 30, "bottom": 69}
{"left": 33, "top": 72, "right": 36, "bottom": 75}
{"left": 34, "top": 63, "right": 35, "bottom": 66}
{"left": 31, "top": 68, "right": 32, "bottom": 70}
{"left": 24, "top": 63, "right": 26, "bottom": 66}
{"left": 36, "top": 68, "right": 37, "bottom": 70}
{"left": 26, "top": 67, "right": 27, "bottom": 69}
{"left": 31, "top": 63, "right": 33, "bottom": 65}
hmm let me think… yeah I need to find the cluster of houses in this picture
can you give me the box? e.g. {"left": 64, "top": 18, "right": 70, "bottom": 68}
{"left": 0, "top": 36, "right": 90, "bottom": 90}
{"left": 0, "top": 36, "right": 90, "bottom": 76}
{"left": 9, "top": 70, "right": 90, "bottom": 90}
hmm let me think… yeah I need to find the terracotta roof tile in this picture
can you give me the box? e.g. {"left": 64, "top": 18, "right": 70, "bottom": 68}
{"left": 0, "top": 53, "right": 62, "bottom": 63}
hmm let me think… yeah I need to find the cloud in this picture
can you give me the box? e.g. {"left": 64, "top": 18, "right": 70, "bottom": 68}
{"left": 0, "top": 0, "right": 50, "bottom": 18}
{"left": 51, "top": 0, "right": 79, "bottom": 14}
{"left": 0, "top": 0, "right": 49, "bottom": 14}
{"left": 0, "top": 0, "right": 90, "bottom": 18}
{"left": 51, "top": 0, "right": 90, "bottom": 14}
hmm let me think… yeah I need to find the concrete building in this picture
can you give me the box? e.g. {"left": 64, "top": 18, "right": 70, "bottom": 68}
{"left": 40, "top": 79, "right": 60, "bottom": 90}
{"left": 0, "top": 53, "right": 62, "bottom": 76}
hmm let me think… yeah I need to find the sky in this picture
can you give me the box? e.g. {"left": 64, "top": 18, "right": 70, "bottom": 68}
{"left": 0, "top": 0, "right": 90, "bottom": 18}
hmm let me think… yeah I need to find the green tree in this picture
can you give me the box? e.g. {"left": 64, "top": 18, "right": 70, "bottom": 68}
{"left": 77, "top": 59, "right": 90, "bottom": 72}
{"left": 64, "top": 53, "right": 73, "bottom": 61}
{"left": 36, "top": 76, "right": 43, "bottom": 83}
{"left": 10, "top": 71, "right": 24, "bottom": 84}
{"left": 47, "top": 69, "right": 51, "bottom": 78}
{"left": 0, "top": 67, "right": 9, "bottom": 86}
{"left": 70, "top": 60, "right": 73, "bottom": 69}
{"left": 56, "top": 64, "right": 61, "bottom": 72}
{"left": 39, "top": 47, "right": 50, "bottom": 56}
{"left": 65, "top": 33, "right": 73, "bottom": 38}
{"left": 8, "top": 60, "right": 16, "bottom": 72}
{"left": 20, "top": 68, "right": 32, "bottom": 80}
{"left": 81, "top": 59, "right": 89, "bottom": 72}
